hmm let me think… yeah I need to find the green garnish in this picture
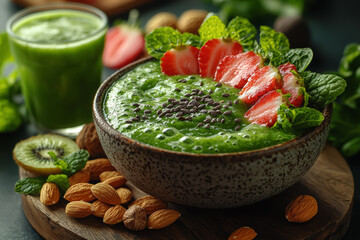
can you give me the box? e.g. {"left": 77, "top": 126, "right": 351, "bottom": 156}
{"left": 48, "top": 149, "right": 89, "bottom": 176}
{"left": 47, "top": 174, "right": 70, "bottom": 193}
{"left": 15, "top": 177, "right": 47, "bottom": 195}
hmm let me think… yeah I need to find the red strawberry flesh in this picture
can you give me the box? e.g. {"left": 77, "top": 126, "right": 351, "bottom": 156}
{"left": 278, "top": 63, "right": 303, "bottom": 107}
{"left": 214, "top": 51, "right": 264, "bottom": 89}
{"left": 239, "top": 66, "right": 282, "bottom": 105}
{"left": 199, "top": 39, "right": 243, "bottom": 78}
{"left": 103, "top": 25, "right": 145, "bottom": 69}
{"left": 244, "top": 90, "right": 284, "bottom": 127}
{"left": 160, "top": 45, "right": 200, "bottom": 76}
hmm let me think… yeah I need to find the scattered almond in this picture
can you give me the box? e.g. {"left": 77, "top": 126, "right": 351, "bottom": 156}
{"left": 65, "top": 201, "right": 94, "bottom": 218}
{"left": 129, "top": 195, "right": 168, "bottom": 215}
{"left": 177, "top": 9, "right": 208, "bottom": 34}
{"left": 123, "top": 206, "right": 147, "bottom": 231}
{"left": 91, "top": 182, "right": 121, "bottom": 205}
{"left": 68, "top": 169, "right": 90, "bottom": 186}
{"left": 92, "top": 200, "right": 111, "bottom": 218}
{"left": 103, "top": 175, "right": 127, "bottom": 188}
{"left": 84, "top": 158, "right": 116, "bottom": 181}
{"left": 146, "top": 12, "right": 177, "bottom": 33}
{"left": 76, "top": 122, "right": 106, "bottom": 159}
{"left": 99, "top": 171, "right": 123, "bottom": 182}
{"left": 64, "top": 183, "right": 96, "bottom": 202}
{"left": 40, "top": 182, "right": 60, "bottom": 206}
{"left": 116, "top": 188, "right": 133, "bottom": 204}
{"left": 228, "top": 226, "right": 257, "bottom": 240}
{"left": 103, "top": 205, "right": 126, "bottom": 225}
{"left": 285, "top": 195, "right": 318, "bottom": 223}
{"left": 147, "top": 209, "right": 180, "bottom": 229}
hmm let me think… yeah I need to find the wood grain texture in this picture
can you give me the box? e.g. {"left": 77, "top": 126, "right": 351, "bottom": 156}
{"left": 20, "top": 146, "right": 354, "bottom": 240}
{"left": 11, "top": 0, "right": 154, "bottom": 16}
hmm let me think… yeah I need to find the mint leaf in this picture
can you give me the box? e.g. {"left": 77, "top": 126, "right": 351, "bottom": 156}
{"left": 226, "top": 16, "right": 257, "bottom": 50}
{"left": 48, "top": 151, "right": 68, "bottom": 172}
{"left": 301, "top": 71, "right": 347, "bottom": 108}
{"left": 63, "top": 149, "right": 89, "bottom": 176}
{"left": 47, "top": 174, "right": 69, "bottom": 193}
{"left": 259, "top": 26, "right": 290, "bottom": 66}
{"left": 274, "top": 105, "right": 324, "bottom": 131}
{"left": 15, "top": 177, "right": 46, "bottom": 195}
{"left": 198, "top": 15, "right": 226, "bottom": 44}
{"left": 145, "top": 27, "right": 201, "bottom": 60}
{"left": 285, "top": 48, "right": 313, "bottom": 72}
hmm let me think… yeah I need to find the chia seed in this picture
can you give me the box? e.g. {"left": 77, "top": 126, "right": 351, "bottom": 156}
{"left": 175, "top": 88, "right": 181, "bottom": 92}
{"left": 212, "top": 105, "right": 221, "bottom": 110}
{"left": 205, "top": 124, "right": 211, "bottom": 129}
{"left": 180, "top": 97, "right": 189, "bottom": 102}
{"left": 166, "top": 104, "right": 174, "bottom": 108}
{"left": 198, "top": 90, "right": 204, "bottom": 96}
{"left": 204, "top": 94, "right": 212, "bottom": 99}
{"left": 165, "top": 113, "right": 173, "bottom": 117}
{"left": 157, "top": 109, "right": 162, "bottom": 115}
{"left": 125, "top": 120, "right": 132, "bottom": 123}
{"left": 198, "top": 104, "right": 205, "bottom": 109}
{"left": 200, "top": 82, "right": 204, "bottom": 86}
{"left": 142, "top": 115, "right": 149, "bottom": 119}
{"left": 224, "top": 110, "right": 232, "bottom": 116}
{"left": 235, "top": 118, "right": 242, "bottom": 123}
{"left": 235, "top": 125, "right": 241, "bottom": 131}
{"left": 134, "top": 107, "right": 141, "bottom": 112}
{"left": 222, "top": 93, "right": 230, "bottom": 97}
{"left": 219, "top": 100, "right": 225, "bottom": 103}
{"left": 176, "top": 112, "right": 183, "bottom": 117}
{"left": 224, "top": 105, "right": 229, "bottom": 109}
{"left": 209, "top": 89, "right": 214, "bottom": 94}
{"left": 132, "top": 103, "right": 140, "bottom": 107}
{"left": 228, "top": 101, "right": 233, "bottom": 106}
{"left": 189, "top": 109, "right": 197, "bottom": 113}
{"left": 185, "top": 93, "right": 192, "bottom": 97}
{"left": 144, "top": 110, "right": 151, "bottom": 114}
{"left": 132, "top": 117, "right": 140, "bottom": 122}
{"left": 168, "top": 98, "right": 175, "bottom": 103}
{"left": 215, "top": 82, "right": 222, "bottom": 87}
{"left": 221, "top": 118, "right": 226, "bottom": 124}
{"left": 192, "top": 89, "right": 199, "bottom": 93}
{"left": 234, "top": 99, "right": 240, "bottom": 105}
{"left": 197, "top": 123, "right": 204, "bottom": 127}
{"left": 185, "top": 116, "right": 192, "bottom": 120}
{"left": 159, "top": 112, "right": 166, "bottom": 118}
{"left": 211, "top": 118, "right": 217, "bottom": 123}
{"left": 178, "top": 116, "right": 185, "bottom": 121}
{"left": 217, "top": 118, "right": 221, "bottom": 123}
{"left": 200, "top": 109, "right": 208, "bottom": 113}
{"left": 194, "top": 96, "right": 202, "bottom": 101}
{"left": 210, "top": 110, "right": 218, "bottom": 116}
{"left": 216, "top": 110, "right": 222, "bottom": 115}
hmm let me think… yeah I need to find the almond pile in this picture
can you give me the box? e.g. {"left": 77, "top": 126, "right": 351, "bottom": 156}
{"left": 51, "top": 158, "right": 181, "bottom": 231}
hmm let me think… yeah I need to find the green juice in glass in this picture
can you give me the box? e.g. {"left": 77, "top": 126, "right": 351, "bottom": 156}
{"left": 7, "top": 4, "right": 107, "bottom": 135}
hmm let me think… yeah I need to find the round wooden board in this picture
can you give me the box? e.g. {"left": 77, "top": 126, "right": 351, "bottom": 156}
{"left": 20, "top": 145, "right": 354, "bottom": 240}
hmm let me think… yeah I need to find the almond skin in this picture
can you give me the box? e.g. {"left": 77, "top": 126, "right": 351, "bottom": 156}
{"left": 285, "top": 195, "right": 318, "bottom": 223}
{"left": 92, "top": 200, "right": 111, "bottom": 218}
{"left": 129, "top": 195, "right": 168, "bottom": 215}
{"left": 84, "top": 158, "right": 116, "bottom": 181}
{"left": 116, "top": 188, "right": 133, "bottom": 204}
{"left": 103, "top": 205, "right": 126, "bottom": 225}
{"left": 91, "top": 182, "right": 121, "bottom": 205}
{"left": 65, "top": 201, "right": 94, "bottom": 218}
{"left": 40, "top": 182, "right": 60, "bottom": 206}
{"left": 147, "top": 209, "right": 181, "bottom": 229}
{"left": 103, "top": 176, "right": 127, "bottom": 188}
{"left": 64, "top": 183, "right": 96, "bottom": 202}
{"left": 228, "top": 226, "right": 257, "bottom": 240}
{"left": 99, "top": 171, "right": 123, "bottom": 182}
{"left": 68, "top": 169, "right": 90, "bottom": 186}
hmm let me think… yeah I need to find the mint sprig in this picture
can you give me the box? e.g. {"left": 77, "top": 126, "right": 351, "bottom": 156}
{"left": 145, "top": 27, "right": 201, "bottom": 60}
{"left": 198, "top": 15, "right": 226, "bottom": 44}
{"left": 15, "top": 177, "right": 47, "bottom": 195}
{"left": 285, "top": 48, "right": 313, "bottom": 73}
{"left": 49, "top": 149, "right": 89, "bottom": 176}
{"left": 47, "top": 174, "right": 69, "bottom": 193}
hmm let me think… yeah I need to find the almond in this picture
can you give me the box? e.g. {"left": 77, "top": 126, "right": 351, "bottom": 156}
{"left": 65, "top": 201, "right": 94, "bottom": 218}
{"left": 116, "top": 188, "right": 132, "bottom": 204}
{"left": 129, "top": 195, "right": 168, "bottom": 215}
{"left": 91, "top": 182, "right": 121, "bottom": 205}
{"left": 103, "top": 176, "right": 127, "bottom": 188}
{"left": 64, "top": 183, "right": 96, "bottom": 202}
{"left": 147, "top": 209, "right": 180, "bottom": 229}
{"left": 285, "top": 195, "right": 318, "bottom": 223}
{"left": 84, "top": 158, "right": 116, "bottom": 181}
{"left": 92, "top": 200, "right": 111, "bottom": 218}
{"left": 228, "top": 226, "right": 257, "bottom": 240}
{"left": 103, "top": 205, "right": 126, "bottom": 225}
{"left": 68, "top": 169, "right": 90, "bottom": 186}
{"left": 40, "top": 182, "right": 60, "bottom": 206}
{"left": 99, "top": 171, "right": 123, "bottom": 182}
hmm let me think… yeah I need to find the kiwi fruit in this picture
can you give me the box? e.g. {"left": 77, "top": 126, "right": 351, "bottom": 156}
{"left": 13, "top": 134, "right": 79, "bottom": 176}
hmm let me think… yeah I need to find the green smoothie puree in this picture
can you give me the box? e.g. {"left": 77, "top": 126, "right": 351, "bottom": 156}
{"left": 104, "top": 61, "right": 298, "bottom": 154}
{"left": 8, "top": 9, "right": 106, "bottom": 130}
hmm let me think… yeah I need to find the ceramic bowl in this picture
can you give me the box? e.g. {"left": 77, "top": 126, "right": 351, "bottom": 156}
{"left": 93, "top": 58, "right": 332, "bottom": 208}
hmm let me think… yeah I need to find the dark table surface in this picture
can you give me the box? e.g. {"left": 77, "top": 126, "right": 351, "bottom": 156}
{"left": 0, "top": 0, "right": 359, "bottom": 239}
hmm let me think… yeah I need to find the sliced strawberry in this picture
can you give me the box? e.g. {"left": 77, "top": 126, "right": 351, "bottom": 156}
{"left": 103, "top": 24, "right": 145, "bottom": 69}
{"left": 214, "top": 51, "right": 264, "bottom": 89}
{"left": 244, "top": 90, "right": 285, "bottom": 127}
{"left": 198, "top": 39, "right": 243, "bottom": 78}
{"left": 278, "top": 62, "right": 297, "bottom": 75}
{"left": 160, "top": 45, "right": 200, "bottom": 76}
{"left": 278, "top": 63, "right": 303, "bottom": 107}
{"left": 239, "top": 66, "right": 282, "bottom": 105}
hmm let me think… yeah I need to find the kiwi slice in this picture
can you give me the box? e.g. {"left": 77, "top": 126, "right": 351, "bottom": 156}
{"left": 13, "top": 134, "right": 79, "bottom": 176}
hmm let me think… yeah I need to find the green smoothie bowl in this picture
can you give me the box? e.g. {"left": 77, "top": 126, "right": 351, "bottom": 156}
{"left": 93, "top": 57, "right": 332, "bottom": 208}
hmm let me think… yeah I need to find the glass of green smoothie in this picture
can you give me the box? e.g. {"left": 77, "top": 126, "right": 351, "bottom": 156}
{"left": 6, "top": 3, "right": 107, "bottom": 137}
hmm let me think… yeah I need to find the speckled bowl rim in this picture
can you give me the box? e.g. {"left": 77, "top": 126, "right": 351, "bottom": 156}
{"left": 93, "top": 57, "right": 332, "bottom": 162}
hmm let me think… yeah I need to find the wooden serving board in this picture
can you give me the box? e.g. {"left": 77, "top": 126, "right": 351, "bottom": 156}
{"left": 20, "top": 145, "right": 354, "bottom": 240}
{"left": 11, "top": 0, "right": 155, "bottom": 17}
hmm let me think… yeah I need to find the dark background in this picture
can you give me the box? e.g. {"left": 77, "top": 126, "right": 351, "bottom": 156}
{"left": 0, "top": 0, "right": 359, "bottom": 239}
